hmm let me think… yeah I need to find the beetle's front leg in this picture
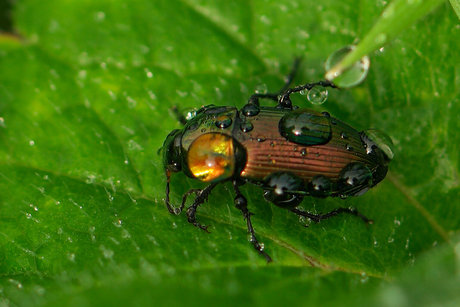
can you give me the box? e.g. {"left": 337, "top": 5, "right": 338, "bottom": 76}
{"left": 291, "top": 206, "right": 373, "bottom": 225}
{"left": 233, "top": 181, "right": 273, "bottom": 263}
{"left": 181, "top": 183, "right": 218, "bottom": 233}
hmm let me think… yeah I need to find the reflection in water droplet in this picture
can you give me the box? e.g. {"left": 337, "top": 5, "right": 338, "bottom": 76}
{"left": 240, "top": 122, "right": 253, "bottom": 133}
{"left": 325, "top": 45, "right": 370, "bottom": 88}
{"left": 361, "top": 129, "right": 395, "bottom": 161}
{"left": 254, "top": 83, "right": 268, "bottom": 94}
{"left": 307, "top": 86, "right": 328, "bottom": 105}
{"left": 241, "top": 103, "right": 260, "bottom": 117}
{"left": 279, "top": 110, "right": 332, "bottom": 145}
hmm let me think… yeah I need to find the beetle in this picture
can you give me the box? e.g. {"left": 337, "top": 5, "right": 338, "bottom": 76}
{"left": 162, "top": 60, "right": 394, "bottom": 262}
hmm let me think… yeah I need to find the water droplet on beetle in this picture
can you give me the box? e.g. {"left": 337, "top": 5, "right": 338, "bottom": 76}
{"left": 240, "top": 122, "right": 253, "bottom": 132}
{"left": 256, "top": 135, "right": 266, "bottom": 142}
{"left": 215, "top": 116, "right": 232, "bottom": 129}
{"left": 338, "top": 162, "right": 373, "bottom": 197}
{"left": 279, "top": 110, "right": 332, "bottom": 145}
{"left": 241, "top": 103, "right": 260, "bottom": 117}
{"left": 307, "top": 86, "right": 328, "bottom": 105}
{"left": 361, "top": 129, "right": 395, "bottom": 161}
{"left": 308, "top": 175, "right": 332, "bottom": 198}
{"left": 325, "top": 45, "right": 370, "bottom": 88}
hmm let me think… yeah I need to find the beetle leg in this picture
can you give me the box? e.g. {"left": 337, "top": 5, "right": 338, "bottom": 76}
{"left": 291, "top": 207, "right": 373, "bottom": 225}
{"left": 233, "top": 181, "right": 273, "bottom": 263}
{"left": 165, "top": 170, "right": 180, "bottom": 215}
{"left": 277, "top": 80, "right": 337, "bottom": 109}
{"left": 247, "top": 58, "right": 302, "bottom": 106}
{"left": 183, "top": 182, "right": 218, "bottom": 233}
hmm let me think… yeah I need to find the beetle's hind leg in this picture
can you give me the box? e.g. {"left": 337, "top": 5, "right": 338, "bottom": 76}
{"left": 291, "top": 207, "right": 373, "bottom": 225}
{"left": 233, "top": 181, "right": 273, "bottom": 263}
{"left": 178, "top": 182, "right": 218, "bottom": 233}
{"left": 247, "top": 57, "right": 302, "bottom": 106}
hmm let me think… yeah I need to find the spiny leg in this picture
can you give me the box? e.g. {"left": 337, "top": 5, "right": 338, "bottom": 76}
{"left": 291, "top": 207, "right": 373, "bottom": 225}
{"left": 165, "top": 170, "right": 180, "bottom": 215}
{"left": 247, "top": 58, "right": 336, "bottom": 108}
{"left": 183, "top": 182, "right": 218, "bottom": 233}
{"left": 248, "top": 58, "right": 301, "bottom": 105}
{"left": 233, "top": 180, "right": 272, "bottom": 263}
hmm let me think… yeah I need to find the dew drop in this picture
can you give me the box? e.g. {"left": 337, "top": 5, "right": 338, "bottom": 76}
{"left": 254, "top": 83, "right": 268, "bottom": 94}
{"left": 241, "top": 103, "right": 260, "bottom": 117}
{"left": 325, "top": 45, "right": 370, "bottom": 88}
{"left": 307, "top": 86, "right": 328, "bottom": 105}
{"left": 258, "top": 243, "right": 265, "bottom": 251}
{"left": 215, "top": 115, "right": 232, "bottom": 129}
{"left": 240, "top": 122, "right": 253, "bottom": 133}
{"left": 278, "top": 110, "right": 332, "bottom": 145}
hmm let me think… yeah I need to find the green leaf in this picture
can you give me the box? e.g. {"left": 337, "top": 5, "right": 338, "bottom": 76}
{"left": 0, "top": 0, "right": 459, "bottom": 306}
{"left": 450, "top": 0, "right": 460, "bottom": 19}
{"left": 325, "top": 0, "right": 445, "bottom": 81}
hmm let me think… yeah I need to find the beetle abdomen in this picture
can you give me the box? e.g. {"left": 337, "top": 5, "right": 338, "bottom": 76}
{"left": 234, "top": 107, "right": 377, "bottom": 196}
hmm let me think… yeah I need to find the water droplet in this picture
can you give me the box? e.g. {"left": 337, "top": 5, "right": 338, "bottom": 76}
{"left": 325, "top": 45, "right": 370, "bottom": 88}
{"left": 346, "top": 144, "right": 353, "bottom": 151}
{"left": 299, "top": 89, "right": 308, "bottom": 95}
{"left": 279, "top": 109, "right": 332, "bottom": 145}
{"left": 254, "top": 83, "right": 268, "bottom": 94}
{"left": 240, "top": 122, "right": 253, "bottom": 132}
{"left": 67, "top": 253, "right": 76, "bottom": 262}
{"left": 184, "top": 109, "right": 198, "bottom": 121}
{"left": 215, "top": 115, "right": 232, "bottom": 129}
{"left": 308, "top": 175, "right": 332, "bottom": 198}
{"left": 241, "top": 103, "right": 260, "bottom": 117}
{"left": 256, "top": 135, "right": 266, "bottom": 142}
{"left": 374, "top": 33, "right": 388, "bottom": 45}
{"left": 300, "top": 148, "right": 308, "bottom": 156}
{"left": 298, "top": 215, "right": 312, "bottom": 227}
{"left": 307, "top": 86, "right": 328, "bottom": 105}
{"left": 360, "top": 272, "right": 369, "bottom": 283}
{"left": 340, "top": 132, "right": 349, "bottom": 139}
{"left": 263, "top": 172, "right": 305, "bottom": 208}
{"left": 338, "top": 162, "right": 373, "bottom": 197}
{"left": 361, "top": 129, "right": 395, "bottom": 161}
{"left": 374, "top": 237, "right": 379, "bottom": 248}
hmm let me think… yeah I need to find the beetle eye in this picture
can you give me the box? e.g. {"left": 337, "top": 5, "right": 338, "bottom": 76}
{"left": 187, "top": 133, "right": 235, "bottom": 182}
{"left": 163, "top": 129, "right": 182, "bottom": 173}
